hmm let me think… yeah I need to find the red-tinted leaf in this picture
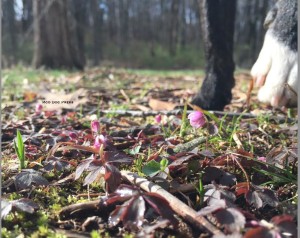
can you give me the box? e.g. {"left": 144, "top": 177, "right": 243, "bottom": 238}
{"left": 137, "top": 219, "right": 170, "bottom": 237}
{"left": 204, "top": 184, "right": 236, "bottom": 204}
{"left": 1, "top": 198, "right": 39, "bottom": 218}
{"left": 257, "top": 189, "right": 279, "bottom": 207}
{"left": 245, "top": 190, "right": 263, "bottom": 209}
{"left": 113, "top": 184, "right": 139, "bottom": 197}
{"left": 246, "top": 186, "right": 279, "bottom": 208}
{"left": 197, "top": 199, "right": 226, "bottom": 216}
{"left": 236, "top": 149, "right": 254, "bottom": 158}
{"left": 44, "top": 156, "right": 71, "bottom": 171}
{"left": 75, "top": 155, "right": 95, "bottom": 180}
{"left": 143, "top": 193, "right": 178, "bottom": 227}
{"left": 214, "top": 208, "right": 245, "bottom": 233}
{"left": 103, "top": 151, "right": 132, "bottom": 164}
{"left": 271, "top": 215, "right": 297, "bottom": 237}
{"left": 244, "top": 227, "right": 275, "bottom": 238}
{"left": 105, "top": 185, "right": 139, "bottom": 205}
{"left": 199, "top": 149, "right": 215, "bottom": 158}
{"left": 203, "top": 167, "right": 236, "bottom": 186}
{"left": 277, "top": 221, "right": 297, "bottom": 238}
{"left": 220, "top": 172, "right": 237, "bottom": 187}
{"left": 203, "top": 167, "right": 223, "bottom": 182}
{"left": 235, "top": 182, "right": 249, "bottom": 196}
{"left": 271, "top": 215, "right": 294, "bottom": 225}
{"left": 15, "top": 169, "right": 49, "bottom": 190}
{"left": 1, "top": 199, "right": 12, "bottom": 219}
{"left": 168, "top": 154, "right": 199, "bottom": 168}
{"left": 13, "top": 198, "right": 39, "bottom": 214}
{"left": 83, "top": 166, "right": 105, "bottom": 186}
{"left": 105, "top": 164, "right": 122, "bottom": 193}
{"left": 122, "top": 196, "right": 146, "bottom": 230}
{"left": 266, "top": 147, "right": 288, "bottom": 165}
{"left": 108, "top": 202, "right": 129, "bottom": 227}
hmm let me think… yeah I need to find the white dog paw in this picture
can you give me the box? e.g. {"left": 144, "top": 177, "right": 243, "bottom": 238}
{"left": 251, "top": 32, "right": 298, "bottom": 107}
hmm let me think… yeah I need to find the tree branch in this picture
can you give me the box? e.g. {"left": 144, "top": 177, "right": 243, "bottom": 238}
{"left": 121, "top": 170, "right": 223, "bottom": 236}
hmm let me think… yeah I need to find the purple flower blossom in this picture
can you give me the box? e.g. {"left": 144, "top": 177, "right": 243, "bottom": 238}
{"left": 188, "top": 111, "right": 206, "bottom": 129}
{"left": 155, "top": 114, "right": 162, "bottom": 123}
{"left": 94, "top": 135, "right": 107, "bottom": 150}
{"left": 61, "top": 115, "right": 67, "bottom": 124}
{"left": 69, "top": 132, "right": 78, "bottom": 140}
{"left": 257, "top": 157, "right": 267, "bottom": 162}
{"left": 35, "top": 103, "right": 43, "bottom": 115}
{"left": 91, "top": 120, "right": 100, "bottom": 133}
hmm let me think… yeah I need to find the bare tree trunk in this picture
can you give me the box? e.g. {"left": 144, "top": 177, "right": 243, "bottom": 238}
{"left": 107, "top": 0, "right": 117, "bottom": 42}
{"left": 72, "top": 0, "right": 87, "bottom": 66}
{"left": 192, "top": 0, "right": 236, "bottom": 110}
{"left": 180, "top": 0, "right": 187, "bottom": 50}
{"left": 169, "top": 0, "right": 180, "bottom": 56}
{"left": 22, "top": 0, "right": 33, "bottom": 33}
{"left": 119, "top": 0, "right": 130, "bottom": 56}
{"left": 3, "top": 0, "right": 17, "bottom": 66}
{"left": 192, "top": 0, "right": 202, "bottom": 50}
{"left": 32, "top": 0, "right": 84, "bottom": 70}
{"left": 159, "top": 0, "right": 167, "bottom": 46}
{"left": 91, "top": 0, "right": 103, "bottom": 65}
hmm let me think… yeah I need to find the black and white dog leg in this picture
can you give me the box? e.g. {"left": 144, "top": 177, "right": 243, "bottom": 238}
{"left": 251, "top": 0, "right": 297, "bottom": 107}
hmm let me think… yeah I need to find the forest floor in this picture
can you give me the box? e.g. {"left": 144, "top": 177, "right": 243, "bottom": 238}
{"left": 1, "top": 67, "right": 298, "bottom": 238}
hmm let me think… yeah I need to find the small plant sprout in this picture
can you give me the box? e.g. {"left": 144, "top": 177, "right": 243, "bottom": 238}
{"left": 91, "top": 119, "right": 101, "bottom": 134}
{"left": 13, "top": 130, "right": 26, "bottom": 170}
{"left": 188, "top": 111, "right": 206, "bottom": 129}
{"left": 196, "top": 174, "right": 205, "bottom": 207}
{"left": 160, "top": 158, "right": 169, "bottom": 171}
{"left": 179, "top": 102, "right": 188, "bottom": 137}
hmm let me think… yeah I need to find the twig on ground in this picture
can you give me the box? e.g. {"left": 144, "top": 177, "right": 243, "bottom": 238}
{"left": 59, "top": 200, "right": 113, "bottom": 220}
{"left": 53, "top": 228, "right": 90, "bottom": 238}
{"left": 172, "top": 136, "right": 207, "bottom": 153}
{"left": 59, "top": 200, "right": 99, "bottom": 219}
{"left": 121, "top": 170, "right": 223, "bottom": 236}
{"left": 97, "top": 109, "right": 294, "bottom": 123}
{"left": 109, "top": 124, "right": 158, "bottom": 137}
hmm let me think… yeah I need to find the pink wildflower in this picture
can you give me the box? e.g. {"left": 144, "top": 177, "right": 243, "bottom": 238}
{"left": 93, "top": 135, "right": 107, "bottom": 150}
{"left": 61, "top": 115, "right": 67, "bottom": 124}
{"left": 35, "top": 103, "right": 43, "bottom": 115}
{"left": 257, "top": 157, "right": 267, "bottom": 162}
{"left": 188, "top": 111, "right": 206, "bottom": 129}
{"left": 155, "top": 114, "right": 162, "bottom": 123}
{"left": 91, "top": 120, "right": 100, "bottom": 133}
{"left": 69, "top": 132, "right": 78, "bottom": 140}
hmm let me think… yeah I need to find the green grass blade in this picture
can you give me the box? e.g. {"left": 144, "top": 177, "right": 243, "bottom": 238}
{"left": 180, "top": 102, "right": 188, "bottom": 137}
{"left": 15, "top": 130, "right": 26, "bottom": 169}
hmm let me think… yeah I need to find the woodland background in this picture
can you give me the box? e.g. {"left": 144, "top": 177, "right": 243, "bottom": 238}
{"left": 2, "top": 0, "right": 273, "bottom": 70}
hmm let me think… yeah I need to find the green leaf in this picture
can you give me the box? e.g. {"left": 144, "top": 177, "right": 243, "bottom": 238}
{"left": 160, "top": 158, "right": 168, "bottom": 171}
{"left": 128, "top": 145, "right": 141, "bottom": 155}
{"left": 142, "top": 160, "right": 161, "bottom": 177}
{"left": 14, "top": 130, "right": 26, "bottom": 169}
{"left": 14, "top": 139, "right": 21, "bottom": 159}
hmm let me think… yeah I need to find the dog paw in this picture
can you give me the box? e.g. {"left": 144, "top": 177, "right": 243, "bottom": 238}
{"left": 251, "top": 32, "right": 298, "bottom": 107}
